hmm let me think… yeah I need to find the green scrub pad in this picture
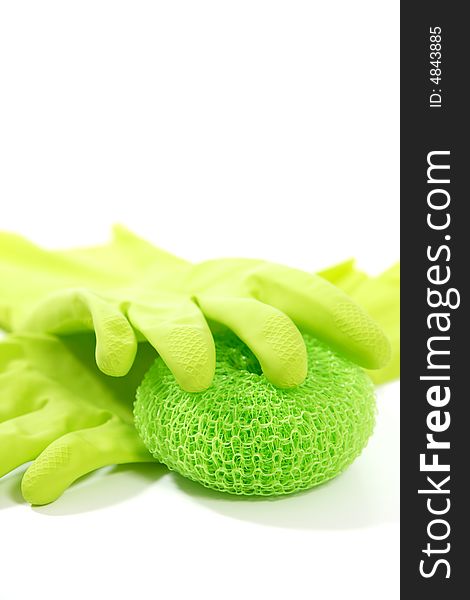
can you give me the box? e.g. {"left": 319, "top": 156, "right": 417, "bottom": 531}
{"left": 135, "top": 331, "right": 376, "bottom": 496}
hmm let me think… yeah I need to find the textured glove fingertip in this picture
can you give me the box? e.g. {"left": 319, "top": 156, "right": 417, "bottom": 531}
{"left": 333, "top": 302, "right": 392, "bottom": 369}
{"left": 21, "top": 444, "right": 71, "bottom": 505}
{"left": 164, "top": 327, "right": 216, "bottom": 393}
{"left": 177, "top": 373, "right": 214, "bottom": 393}
{"left": 95, "top": 335, "right": 137, "bottom": 377}
{"left": 259, "top": 314, "right": 308, "bottom": 388}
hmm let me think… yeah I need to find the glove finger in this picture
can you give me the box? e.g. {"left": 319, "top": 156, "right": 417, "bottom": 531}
{"left": 21, "top": 418, "right": 154, "bottom": 505}
{"left": 0, "top": 402, "right": 49, "bottom": 477}
{"left": 21, "top": 289, "right": 137, "bottom": 376}
{"left": 128, "top": 300, "right": 215, "bottom": 392}
{"left": 249, "top": 263, "right": 391, "bottom": 370}
{"left": 0, "top": 397, "right": 108, "bottom": 478}
{"left": 346, "top": 263, "right": 400, "bottom": 384}
{"left": 196, "top": 294, "right": 307, "bottom": 388}
{"left": 320, "top": 261, "right": 400, "bottom": 384}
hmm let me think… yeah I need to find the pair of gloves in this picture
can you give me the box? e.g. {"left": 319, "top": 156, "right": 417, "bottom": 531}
{"left": 0, "top": 226, "right": 399, "bottom": 504}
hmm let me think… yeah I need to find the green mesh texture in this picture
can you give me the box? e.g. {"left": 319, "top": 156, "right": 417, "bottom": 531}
{"left": 134, "top": 332, "right": 376, "bottom": 496}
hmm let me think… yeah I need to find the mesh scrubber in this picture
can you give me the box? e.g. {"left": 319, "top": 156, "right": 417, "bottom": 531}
{"left": 134, "top": 331, "right": 376, "bottom": 496}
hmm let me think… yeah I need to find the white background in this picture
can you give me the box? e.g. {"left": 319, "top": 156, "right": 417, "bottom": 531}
{"left": 0, "top": 2, "right": 399, "bottom": 599}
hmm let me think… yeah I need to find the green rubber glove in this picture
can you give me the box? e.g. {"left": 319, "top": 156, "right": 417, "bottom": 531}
{"left": 319, "top": 259, "right": 400, "bottom": 384}
{"left": 0, "top": 227, "right": 391, "bottom": 391}
{"left": 0, "top": 332, "right": 155, "bottom": 505}
{"left": 0, "top": 247, "right": 398, "bottom": 505}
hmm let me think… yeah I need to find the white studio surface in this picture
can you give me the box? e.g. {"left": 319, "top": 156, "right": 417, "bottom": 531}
{"left": 0, "top": 2, "right": 399, "bottom": 600}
